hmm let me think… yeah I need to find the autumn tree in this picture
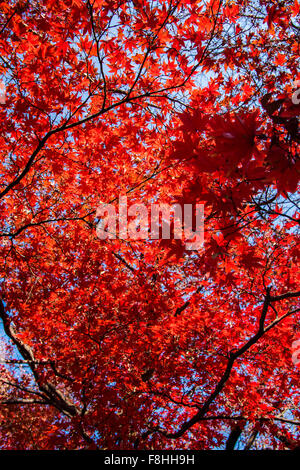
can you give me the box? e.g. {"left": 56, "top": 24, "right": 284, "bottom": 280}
{"left": 0, "top": 0, "right": 299, "bottom": 450}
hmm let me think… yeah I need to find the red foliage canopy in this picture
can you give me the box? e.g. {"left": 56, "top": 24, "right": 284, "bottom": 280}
{"left": 0, "top": 0, "right": 299, "bottom": 450}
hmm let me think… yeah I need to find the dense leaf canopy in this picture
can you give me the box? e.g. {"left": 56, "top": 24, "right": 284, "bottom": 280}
{"left": 0, "top": 0, "right": 299, "bottom": 450}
